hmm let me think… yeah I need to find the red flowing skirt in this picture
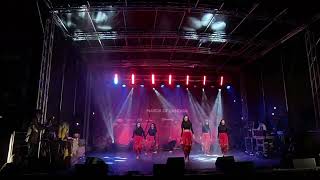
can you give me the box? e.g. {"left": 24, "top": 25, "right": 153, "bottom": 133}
{"left": 145, "top": 136, "right": 156, "bottom": 151}
{"left": 133, "top": 136, "right": 144, "bottom": 153}
{"left": 201, "top": 133, "right": 211, "bottom": 153}
{"left": 181, "top": 131, "right": 192, "bottom": 146}
{"left": 218, "top": 133, "right": 229, "bottom": 153}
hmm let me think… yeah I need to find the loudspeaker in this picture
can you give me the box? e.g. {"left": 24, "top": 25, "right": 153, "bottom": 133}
{"left": 292, "top": 158, "right": 316, "bottom": 169}
{"left": 163, "top": 141, "right": 177, "bottom": 151}
{"left": 153, "top": 164, "right": 166, "bottom": 176}
{"left": 166, "top": 157, "right": 185, "bottom": 175}
{"left": 215, "top": 156, "right": 235, "bottom": 171}
{"left": 75, "top": 157, "right": 108, "bottom": 176}
{"left": 233, "top": 161, "right": 255, "bottom": 173}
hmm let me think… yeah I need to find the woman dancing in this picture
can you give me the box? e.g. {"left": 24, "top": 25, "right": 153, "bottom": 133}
{"left": 132, "top": 122, "right": 146, "bottom": 159}
{"left": 201, "top": 120, "right": 211, "bottom": 155}
{"left": 181, "top": 115, "right": 194, "bottom": 162}
{"left": 145, "top": 123, "right": 157, "bottom": 155}
{"left": 218, "top": 119, "right": 229, "bottom": 156}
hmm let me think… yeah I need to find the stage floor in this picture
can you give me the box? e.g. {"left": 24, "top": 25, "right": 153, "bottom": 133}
{"left": 77, "top": 150, "right": 280, "bottom": 175}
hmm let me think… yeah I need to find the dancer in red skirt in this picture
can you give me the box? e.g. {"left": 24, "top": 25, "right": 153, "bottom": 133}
{"left": 145, "top": 123, "right": 157, "bottom": 155}
{"left": 201, "top": 120, "right": 211, "bottom": 155}
{"left": 181, "top": 115, "right": 194, "bottom": 162}
{"left": 132, "top": 122, "right": 145, "bottom": 159}
{"left": 218, "top": 119, "right": 229, "bottom": 156}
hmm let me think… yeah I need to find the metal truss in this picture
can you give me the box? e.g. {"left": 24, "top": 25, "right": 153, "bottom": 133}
{"left": 36, "top": 15, "right": 55, "bottom": 158}
{"left": 305, "top": 30, "right": 320, "bottom": 128}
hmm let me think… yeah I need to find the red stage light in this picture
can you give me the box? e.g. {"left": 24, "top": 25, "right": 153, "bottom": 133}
{"left": 203, "top": 76, "right": 206, "bottom": 86}
{"left": 169, "top": 74, "right": 172, "bottom": 85}
{"left": 131, "top": 74, "right": 135, "bottom": 85}
{"left": 186, "top": 75, "right": 189, "bottom": 85}
{"left": 220, "top": 76, "right": 224, "bottom": 86}
{"left": 152, "top": 74, "right": 155, "bottom": 84}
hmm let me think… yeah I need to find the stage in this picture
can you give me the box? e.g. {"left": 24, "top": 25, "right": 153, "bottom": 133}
{"left": 76, "top": 150, "right": 280, "bottom": 175}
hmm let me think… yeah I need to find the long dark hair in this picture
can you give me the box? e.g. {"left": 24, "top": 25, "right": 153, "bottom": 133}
{"left": 219, "top": 119, "right": 225, "bottom": 126}
{"left": 182, "top": 115, "right": 191, "bottom": 126}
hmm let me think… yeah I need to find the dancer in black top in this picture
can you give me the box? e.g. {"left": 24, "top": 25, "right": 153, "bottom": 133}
{"left": 132, "top": 122, "right": 145, "bottom": 159}
{"left": 218, "top": 119, "right": 229, "bottom": 155}
{"left": 181, "top": 115, "right": 194, "bottom": 162}
{"left": 201, "top": 120, "right": 211, "bottom": 155}
{"left": 146, "top": 123, "right": 157, "bottom": 154}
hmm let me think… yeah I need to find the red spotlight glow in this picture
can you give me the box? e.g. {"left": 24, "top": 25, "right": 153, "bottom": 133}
{"left": 131, "top": 74, "right": 135, "bottom": 85}
{"left": 169, "top": 74, "right": 172, "bottom": 85}
{"left": 152, "top": 74, "right": 155, "bottom": 85}
{"left": 220, "top": 76, "right": 224, "bottom": 86}
{"left": 203, "top": 76, "right": 206, "bottom": 86}
{"left": 186, "top": 75, "right": 189, "bottom": 85}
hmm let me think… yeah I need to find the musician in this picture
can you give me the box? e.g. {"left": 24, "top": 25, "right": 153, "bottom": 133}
{"left": 132, "top": 122, "right": 146, "bottom": 159}
{"left": 25, "top": 110, "right": 42, "bottom": 159}
{"left": 257, "top": 122, "right": 267, "bottom": 136}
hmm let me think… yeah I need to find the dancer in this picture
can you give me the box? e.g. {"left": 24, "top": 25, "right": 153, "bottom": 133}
{"left": 145, "top": 123, "right": 157, "bottom": 155}
{"left": 132, "top": 122, "right": 145, "bottom": 159}
{"left": 218, "top": 119, "right": 229, "bottom": 156}
{"left": 181, "top": 115, "right": 194, "bottom": 162}
{"left": 201, "top": 120, "right": 211, "bottom": 155}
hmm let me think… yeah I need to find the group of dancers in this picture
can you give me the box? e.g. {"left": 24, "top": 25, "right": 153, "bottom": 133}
{"left": 132, "top": 115, "right": 229, "bottom": 161}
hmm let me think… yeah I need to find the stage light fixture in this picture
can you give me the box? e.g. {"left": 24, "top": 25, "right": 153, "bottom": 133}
{"left": 226, "top": 85, "right": 231, "bottom": 89}
{"left": 186, "top": 88, "right": 188, "bottom": 90}
{"left": 202, "top": 88, "right": 205, "bottom": 91}
{"left": 153, "top": 88, "right": 155, "bottom": 90}
{"left": 76, "top": 123, "right": 80, "bottom": 126}
{"left": 161, "top": 84, "right": 165, "bottom": 88}
{"left": 92, "top": 112, "right": 95, "bottom": 115}
{"left": 186, "top": 75, "right": 189, "bottom": 85}
{"left": 233, "top": 100, "right": 236, "bottom": 103}
{"left": 203, "top": 76, "right": 206, "bottom": 85}
{"left": 131, "top": 74, "right": 135, "bottom": 85}
{"left": 114, "top": 74, "right": 118, "bottom": 85}
{"left": 176, "top": 84, "right": 181, "bottom": 88}
{"left": 218, "top": 89, "right": 221, "bottom": 91}
{"left": 274, "top": 107, "right": 277, "bottom": 110}
{"left": 169, "top": 74, "right": 172, "bottom": 85}
{"left": 220, "top": 76, "right": 224, "bottom": 86}
{"left": 272, "top": 112, "right": 275, "bottom": 116}
{"left": 152, "top": 74, "right": 155, "bottom": 85}
{"left": 122, "top": 84, "right": 126, "bottom": 87}
{"left": 140, "top": 84, "right": 144, "bottom": 87}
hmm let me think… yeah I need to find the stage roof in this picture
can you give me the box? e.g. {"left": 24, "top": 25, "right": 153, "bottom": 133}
{"left": 43, "top": 0, "right": 320, "bottom": 72}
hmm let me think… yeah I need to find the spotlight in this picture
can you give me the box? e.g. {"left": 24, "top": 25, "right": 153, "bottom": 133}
{"left": 202, "top": 88, "right": 204, "bottom": 91}
{"left": 161, "top": 84, "right": 164, "bottom": 88}
{"left": 176, "top": 84, "right": 181, "bottom": 88}
{"left": 114, "top": 74, "right": 118, "bottom": 85}
{"left": 169, "top": 74, "right": 172, "bottom": 85}
{"left": 272, "top": 112, "right": 275, "bottom": 116}
{"left": 140, "top": 84, "right": 144, "bottom": 87}
{"left": 218, "top": 89, "right": 221, "bottom": 91}
{"left": 152, "top": 74, "right": 155, "bottom": 85}
{"left": 76, "top": 122, "right": 80, "bottom": 126}
{"left": 92, "top": 112, "right": 95, "bottom": 115}
{"left": 186, "top": 88, "right": 188, "bottom": 90}
{"left": 153, "top": 87, "right": 155, "bottom": 90}
{"left": 186, "top": 75, "right": 189, "bottom": 85}
{"left": 274, "top": 107, "right": 277, "bottom": 110}
{"left": 233, "top": 99, "right": 236, "bottom": 103}
{"left": 220, "top": 76, "right": 224, "bottom": 86}
{"left": 203, "top": 76, "right": 206, "bottom": 86}
{"left": 226, "top": 85, "right": 231, "bottom": 89}
{"left": 122, "top": 84, "right": 126, "bottom": 87}
{"left": 131, "top": 74, "right": 135, "bottom": 85}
